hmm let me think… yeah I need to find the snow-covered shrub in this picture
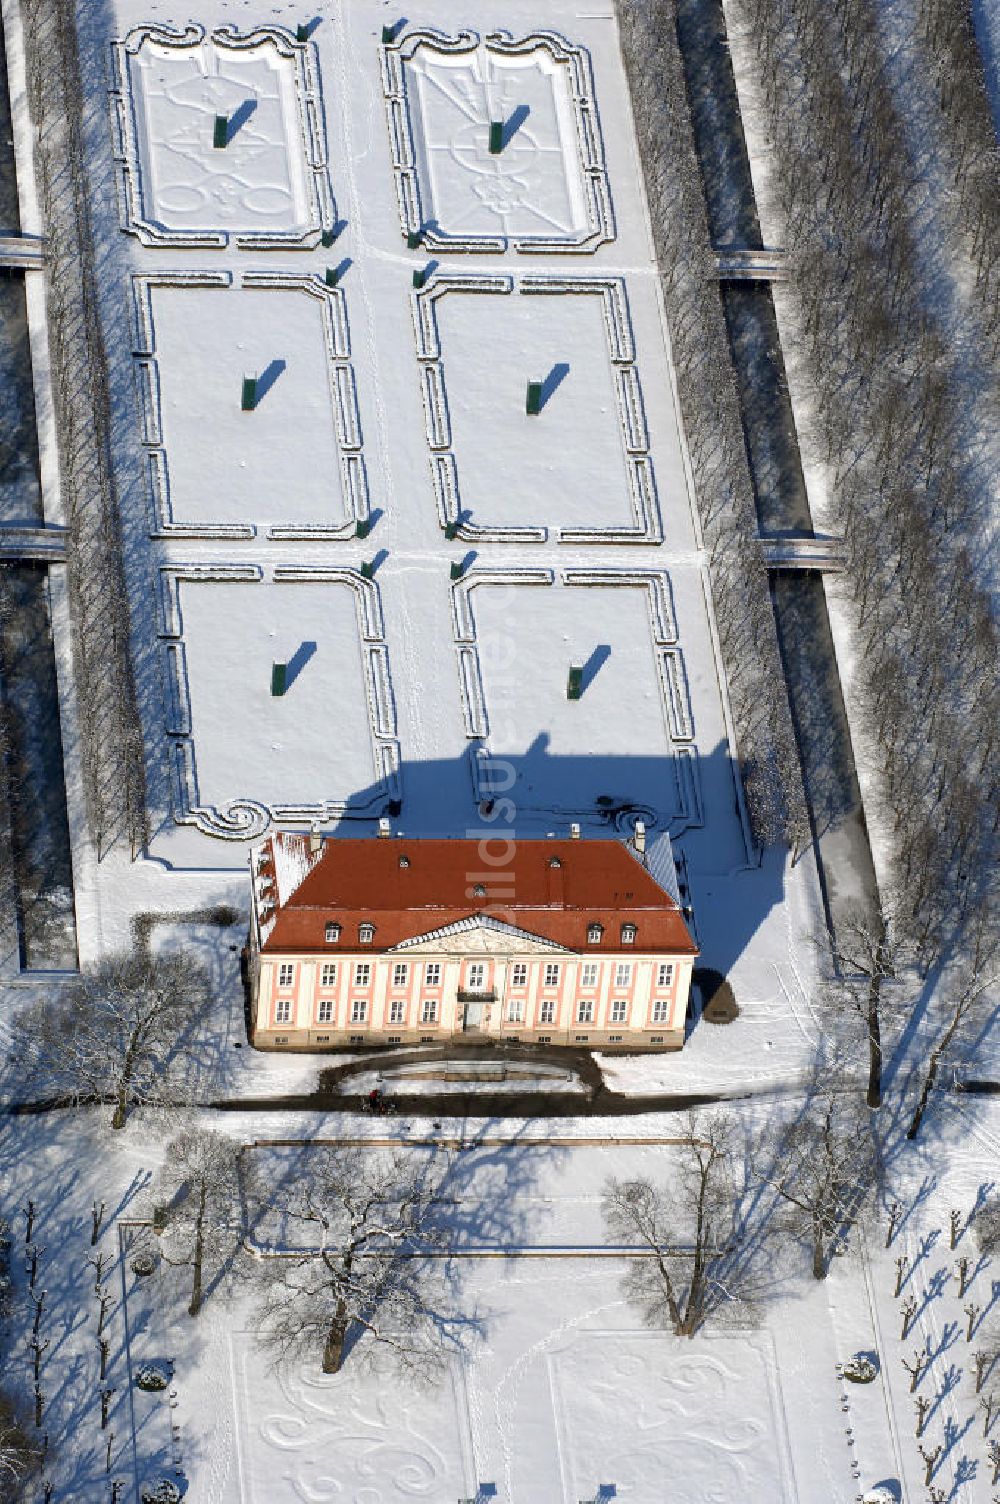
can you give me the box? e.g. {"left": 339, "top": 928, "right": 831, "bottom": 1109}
{"left": 140, "top": 1481, "right": 181, "bottom": 1504}
{"left": 841, "top": 1353, "right": 878, "bottom": 1383}
{"left": 861, "top": 1485, "right": 899, "bottom": 1504}
{"left": 131, "top": 1251, "right": 156, "bottom": 1277}
{"left": 134, "top": 1364, "right": 169, "bottom": 1392}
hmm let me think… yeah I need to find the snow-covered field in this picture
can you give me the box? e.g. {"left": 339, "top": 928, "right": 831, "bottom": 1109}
{"left": 50, "top": 0, "right": 802, "bottom": 976}
{"left": 3, "top": 1095, "right": 1000, "bottom": 1503}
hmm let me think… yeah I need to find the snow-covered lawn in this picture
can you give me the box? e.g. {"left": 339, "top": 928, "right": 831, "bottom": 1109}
{"left": 167, "top": 572, "right": 395, "bottom": 829}
{"left": 140, "top": 280, "right": 360, "bottom": 536}
{"left": 2, "top": 1096, "right": 1000, "bottom": 1502}
{"left": 115, "top": 24, "right": 331, "bottom": 246}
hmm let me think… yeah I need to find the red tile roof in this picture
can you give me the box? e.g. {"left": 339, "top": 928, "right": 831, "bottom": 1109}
{"left": 256, "top": 835, "right": 697, "bottom": 956}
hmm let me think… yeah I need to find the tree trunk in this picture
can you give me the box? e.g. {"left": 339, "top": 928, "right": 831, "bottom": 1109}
{"left": 906, "top": 1046, "right": 942, "bottom": 1140}
{"left": 812, "top": 1220, "right": 826, "bottom": 1280}
{"left": 111, "top": 1036, "right": 139, "bottom": 1130}
{"left": 189, "top": 1182, "right": 207, "bottom": 1317}
{"left": 322, "top": 1302, "right": 349, "bottom": 1374}
{"left": 866, "top": 973, "right": 883, "bottom": 1108}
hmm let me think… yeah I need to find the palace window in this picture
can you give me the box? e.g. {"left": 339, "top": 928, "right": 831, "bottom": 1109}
{"left": 614, "top": 962, "right": 632, "bottom": 988}
{"left": 275, "top": 998, "right": 292, "bottom": 1024}
{"left": 278, "top": 963, "right": 294, "bottom": 989}
{"left": 543, "top": 963, "right": 560, "bottom": 988}
{"left": 358, "top": 922, "right": 375, "bottom": 944}
{"left": 611, "top": 999, "right": 628, "bottom": 1023}
{"left": 325, "top": 922, "right": 341, "bottom": 943}
{"left": 580, "top": 962, "right": 598, "bottom": 989}
{"left": 621, "top": 923, "right": 637, "bottom": 945}
{"left": 577, "top": 1000, "right": 594, "bottom": 1024}
{"left": 317, "top": 999, "right": 334, "bottom": 1024}
{"left": 389, "top": 999, "right": 405, "bottom": 1025}
{"left": 354, "top": 963, "right": 371, "bottom": 986}
{"left": 392, "top": 962, "right": 408, "bottom": 988}
{"left": 587, "top": 923, "right": 604, "bottom": 944}
{"left": 424, "top": 962, "right": 441, "bottom": 986}
{"left": 467, "top": 963, "right": 486, "bottom": 990}
{"left": 351, "top": 999, "right": 368, "bottom": 1023}
{"left": 511, "top": 962, "right": 527, "bottom": 987}
{"left": 320, "top": 963, "right": 337, "bottom": 988}
{"left": 507, "top": 998, "right": 524, "bottom": 1023}
{"left": 652, "top": 999, "right": 670, "bottom": 1024}
{"left": 539, "top": 999, "right": 555, "bottom": 1024}
{"left": 421, "top": 998, "right": 438, "bottom": 1024}
{"left": 657, "top": 962, "right": 675, "bottom": 988}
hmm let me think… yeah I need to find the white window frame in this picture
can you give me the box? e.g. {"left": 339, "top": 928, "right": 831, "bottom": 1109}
{"left": 424, "top": 962, "right": 441, "bottom": 986}
{"left": 611, "top": 999, "right": 628, "bottom": 1023}
{"left": 320, "top": 962, "right": 337, "bottom": 988}
{"left": 317, "top": 998, "right": 334, "bottom": 1024}
{"left": 507, "top": 998, "right": 524, "bottom": 1023}
{"left": 277, "top": 963, "right": 294, "bottom": 989}
{"left": 543, "top": 963, "right": 560, "bottom": 989}
{"left": 467, "top": 962, "right": 486, "bottom": 990}
{"left": 389, "top": 998, "right": 406, "bottom": 1025}
{"left": 421, "top": 998, "right": 438, "bottom": 1024}
{"left": 587, "top": 923, "right": 603, "bottom": 945}
{"left": 614, "top": 962, "right": 632, "bottom": 988}
{"left": 351, "top": 998, "right": 368, "bottom": 1023}
{"left": 275, "top": 998, "right": 292, "bottom": 1024}
{"left": 392, "top": 962, "right": 408, "bottom": 988}
{"left": 657, "top": 962, "right": 675, "bottom": 988}
{"left": 577, "top": 999, "right": 594, "bottom": 1024}
{"left": 511, "top": 962, "right": 527, "bottom": 987}
{"left": 580, "top": 962, "right": 599, "bottom": 989}
{"left": 324, "top": 922, "right": 341, "bottom": 943}
{"left": 354, "top": 962, "right": 371, "bottom": 986}
{"left": 539, "top": 999, "right": 555, "bottom": 1024}
{"left": 358, "top": 922, "right": 375, "bottom": 944}
{"left": 621, "top": 923, "right": 637, "bottom": 945}
{"left": 652, "top": 999, "right": 670, "bottom": 1024}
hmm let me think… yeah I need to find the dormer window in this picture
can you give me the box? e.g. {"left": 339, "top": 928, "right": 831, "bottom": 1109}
{"left": 548, "top": 856, "right": 562, "bottom": 868}
{"left": 358, "top": 922, "right": 375, "bottom": 944}
{"left": 472, "top": 883, "right": 486, "bottom": 898}
{"left": 621, "top": 923, "right": 637, "bottom": 945}
{"left": 325, "top": 922, "right": 341, "bottom": 944}
{"left": 587, "top": 922, "right": 604, "bottom": 945}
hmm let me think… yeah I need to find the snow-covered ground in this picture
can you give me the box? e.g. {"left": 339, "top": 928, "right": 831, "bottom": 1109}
{"left": 2, "top": 1094, "right": 1000, "bottom": 1502}
{"left": 49, "top": 0, "right": 806, "bottom": 992}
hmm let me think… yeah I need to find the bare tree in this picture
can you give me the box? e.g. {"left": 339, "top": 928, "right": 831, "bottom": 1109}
{"left": 153, "top": 1129, "right": 242, "bottom": 1316}
{"left": 10, "top": 952, "right": 213, "bottom": 1128}
{"left": 249, "top": 1147, "right": 454, "bottom": 1376}
{"left": 0, "top": 1391, "right": 39, "bottom": 1489}
{"left": 751, "top": 1092, "right": 875, "bottom": 1278}
{"left": 826, "top": 905, "right": 899, "bottom": 1108}
{"left": 906, "top": 915, "right": 999, "bottom": 1140}
{"left": 602, "top": 1111, "right": 741, "bottom": 1337}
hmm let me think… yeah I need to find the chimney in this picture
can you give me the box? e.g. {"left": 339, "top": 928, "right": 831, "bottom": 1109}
{"left": 308, "top": 824, "right": 322, "bottom": 855}
{"left": 634, "top": 820, "right": 646, "bottom": 854}
{"left": 378, "top": 816, "right": 391, "bottom": 838}
{"left": 570, "top": 822, "right": 581, "bottom": 840}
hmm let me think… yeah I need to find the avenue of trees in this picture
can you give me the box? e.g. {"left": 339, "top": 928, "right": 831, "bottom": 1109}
{"left": 730, "top": 0, "right": 999, "bottom": 978}
{"left": 617, "top": 2, "right": 809, "bottom": 852}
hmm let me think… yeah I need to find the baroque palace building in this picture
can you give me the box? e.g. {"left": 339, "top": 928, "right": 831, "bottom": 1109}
{"left": 248, "top": 828, "right": 698, "bottom": 1052}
